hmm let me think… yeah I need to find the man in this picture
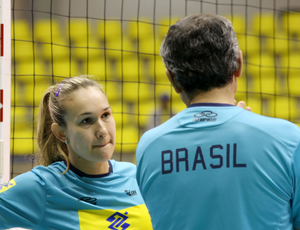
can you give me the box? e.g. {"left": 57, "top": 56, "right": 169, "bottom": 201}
{"left": 136, "top": 14, "right": 300, "bottom": 230}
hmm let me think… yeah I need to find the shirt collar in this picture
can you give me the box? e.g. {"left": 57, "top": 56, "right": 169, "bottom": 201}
{"left": 64, "top": 160, "right": 113, "bottom": 178}
{"left": 188, "top": 103, "right": 235, "bottom": 108}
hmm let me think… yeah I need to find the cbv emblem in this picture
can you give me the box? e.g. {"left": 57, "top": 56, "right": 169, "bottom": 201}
{"left": 106, "top": 211, "right": 130, "bottom": 230}
{"left": 0, "top": 181, "right": 13, "bottom": 190}
{"left": 0, "top": 179, "right": 16, "bottom": 194}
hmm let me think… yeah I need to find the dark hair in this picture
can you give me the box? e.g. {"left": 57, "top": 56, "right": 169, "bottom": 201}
{"left": 36, "top": 75, "right": 105, "bottom": 172}
{"left": 160, "top": 14, "right": 240, "bottom": 97}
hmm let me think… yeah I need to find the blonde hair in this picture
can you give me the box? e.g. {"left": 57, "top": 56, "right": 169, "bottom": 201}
{"left": 36, "top": 76, "right": 104, "bottom": 172}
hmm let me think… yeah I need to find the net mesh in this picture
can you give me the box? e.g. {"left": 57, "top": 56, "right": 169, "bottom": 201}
{"left": 10, "top": 0, "right": 300, "bottom": 178}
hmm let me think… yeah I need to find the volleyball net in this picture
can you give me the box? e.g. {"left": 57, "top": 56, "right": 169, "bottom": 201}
{"left": 3, "top": 0, "right": 300, "bottom": 180}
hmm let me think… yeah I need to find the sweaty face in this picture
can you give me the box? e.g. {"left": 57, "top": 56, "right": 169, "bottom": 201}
{"left": 62, "top": 87, "right": 116, "bottom": 164}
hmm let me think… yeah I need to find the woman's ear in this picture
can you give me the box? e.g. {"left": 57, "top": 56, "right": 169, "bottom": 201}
{"left": 165, "top": 69, "right": 182, "bottom": 93}
{"left": 51, "top": 123, "right": 67, "bottom": 143}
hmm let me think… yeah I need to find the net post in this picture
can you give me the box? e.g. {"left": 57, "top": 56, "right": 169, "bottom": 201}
{"left": 0, "top": 0, "right": 11, "bottom": 184}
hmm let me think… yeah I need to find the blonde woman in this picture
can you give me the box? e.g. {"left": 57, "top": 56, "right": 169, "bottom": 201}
{"left": 0, "top": 76, "right": 152, "bottom": 230}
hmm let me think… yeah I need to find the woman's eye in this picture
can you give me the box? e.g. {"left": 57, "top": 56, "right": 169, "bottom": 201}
{"left": 82, "top": 118, "right": 92, "bottom": 124}
{"left": 102, "top": 112, "right": 110, "bottom": 118}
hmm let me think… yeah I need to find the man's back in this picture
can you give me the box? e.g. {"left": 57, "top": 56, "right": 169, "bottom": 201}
{"left": 136, "top": 103, "right": 300, "bottom": 230}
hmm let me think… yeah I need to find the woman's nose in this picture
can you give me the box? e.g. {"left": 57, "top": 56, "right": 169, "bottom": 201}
{"left": 96, "top": 120, "right": 108, "bottom": 138}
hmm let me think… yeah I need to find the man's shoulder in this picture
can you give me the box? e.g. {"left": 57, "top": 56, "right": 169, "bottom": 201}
{"left": 233, "top": 111, "right": 300, "bottom": 148}
{"left": 236, "top": 111, "right": 300, "bottom": 134}
{"left": 140, "top": 115, "right": 180, "bottom": 145}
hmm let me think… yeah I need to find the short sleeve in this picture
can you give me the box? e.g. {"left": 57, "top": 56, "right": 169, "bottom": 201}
{"left": 292, "top": 141, "right": 300, "bottom": 229}
{"left": 0, "top": 171, "right": 46, "bottom": 230}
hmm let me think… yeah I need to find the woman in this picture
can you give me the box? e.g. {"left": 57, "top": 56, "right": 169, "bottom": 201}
{"left": 0, "top": 76, "right": 152, "bottom": 230}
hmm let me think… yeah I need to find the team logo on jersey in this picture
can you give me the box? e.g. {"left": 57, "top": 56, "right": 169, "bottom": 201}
{"left": 0, "top": 179, "right": 16, "bottom": 194}
{"left": 79, "top": 197, "right": 97, "bottom": 205}
{"left": 125, "top": 190, "right": 137, "bottom": 197}
{"left": 78, "top": 204, "right": 152, "bottom": 229}
{"left": 193, "top": 111, "right": 218, "bottom": 122}
{"left": 106, "top": 211, "right": 130, "bottom": 229}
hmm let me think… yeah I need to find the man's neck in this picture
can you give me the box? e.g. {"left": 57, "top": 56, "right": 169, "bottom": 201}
{"left": 184, "top": 82, "right": 236, "bottom": 106}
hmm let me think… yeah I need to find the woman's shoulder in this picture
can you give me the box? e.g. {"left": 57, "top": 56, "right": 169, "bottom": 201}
{"left": 0, "top": 163, "right": 65, "bottom": 194}
{"left": 28, "top": 161, "right": 69, "bottom": 186}
{"left": 3, "top": 168, "right": 48, "bottom": 195}
{"left": 32, "top": 161, "right": 66, "bottom": 175}
{"left": 110, "top": 160, "right": 137, "bottom": 178}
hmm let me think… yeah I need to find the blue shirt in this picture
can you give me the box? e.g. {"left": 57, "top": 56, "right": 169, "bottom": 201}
{"left": 0, "top": 160, "right": 152, "bottom": 230}
{"left": 136, "top": 103, "right": 300, "bottom": 230}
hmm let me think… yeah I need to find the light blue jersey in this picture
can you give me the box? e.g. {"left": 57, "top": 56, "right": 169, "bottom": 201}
{"left": 0, "top": 160, "right": 152, "bottom": 230}
{"left": 136, "top": 103, "right": 300, "bottom": 230}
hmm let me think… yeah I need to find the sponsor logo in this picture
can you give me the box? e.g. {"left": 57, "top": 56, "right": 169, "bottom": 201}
{"left": 106, "top": 211, "right": 130, "bottom": 230}
{"left": 0, "top": 179, "right": 16, "bottom": 194}
{"left": 78, "top": 204, "right": 152, "bottom": 229}
{"left": 125, "top": 190, "right": 137, "bottom": 197}
{"left": 79, "top": 197, "right": 97, "bottom": 205}
{"left": 193, "top": 111, "right": 218, "bottom": 122}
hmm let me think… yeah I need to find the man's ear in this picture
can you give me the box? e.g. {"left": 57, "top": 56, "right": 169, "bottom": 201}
{"left": 235, "top": 50, "right": 243, "bottom": 78}
{"left": 165, "top": 69, "right": 182, "bottom": 93}
{"left": 51, "top": 123, "right": 67, "bottom": 143}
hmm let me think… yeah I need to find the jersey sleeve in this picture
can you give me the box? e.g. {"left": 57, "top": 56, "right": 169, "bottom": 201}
{"left": 292, "top": 141, "right": 300, "bottom": 229}
{"left": 0, "top": 171, "right": 46, "bottom": 230}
